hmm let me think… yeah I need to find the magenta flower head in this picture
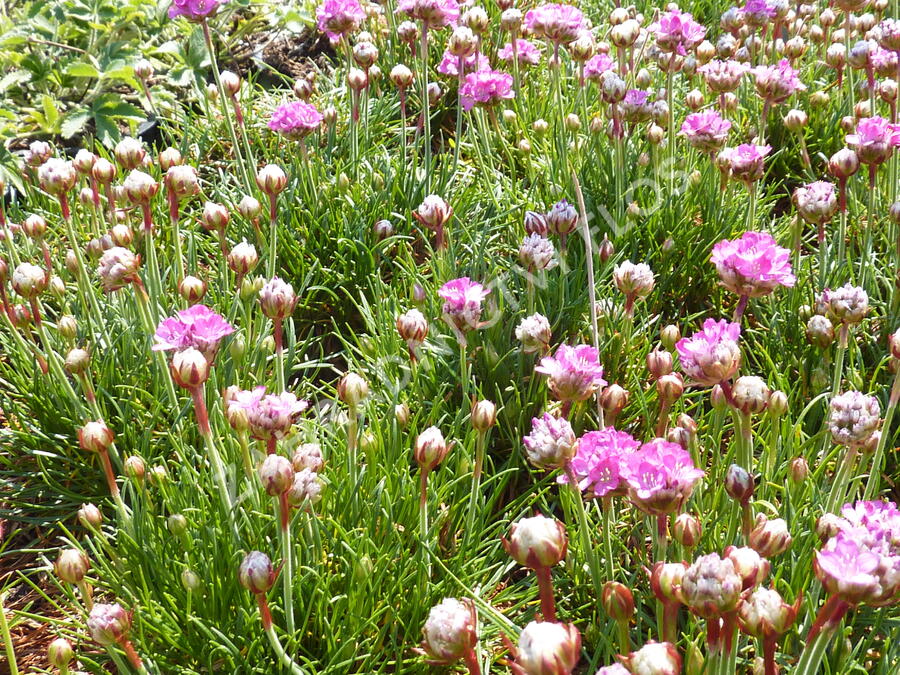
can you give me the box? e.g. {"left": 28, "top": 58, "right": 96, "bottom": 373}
{"left": 438, "top": 277, "right": 490, "bottom": 334}
{"left": 742, "top": 0, "right": 776, "bottom": 26}
{"left": 420, "top": 598, "right": 478, "bottom": 665}
{"left": 651, "top": 9, "right": 706, "bottom": 55}
{"left": 681, "top": 110, "right": 732, "bottom": 153}
{"left": 622, "top": 439, "right": 704, "bottom": 516}
{"left": 87, "top": 603, "right": 132, "bottom": 646}
{"left": 153, "top": 305, "right": 234, "bottom": 358}
{"left": 752, "top": 59, "right": 806, "bottom": 104}
{"left": 522, "top": 412, "right": 577, "bottom": 469}
{"left": 437, "top": 49, "right": 490, "bottom": 76}
{"left": 721, "top": 144, "right": 771, "bottom": 184}
{"left": 676, "top": 318, "right": 742, "bottom": 386}
{"left": 584, "top": 53, "right": 615, "bottom": 82}
{"left": 558, "top": 427, "right": 641, "bottom": 497}
{"left": 168, "top": 0, "right": 227, "bottom": 21}
{"left": 876, "top": 18, "right": 900, "bottom": 51}
{"left": 793, "top": 181, "right": 838, "bottom": 226}
{"left": 396, "top": 0, "right": 459, "bottom": 29}
{"left": 459, "top": 69, "right": 514, "bottom": 110}
{"left": 316, "top": 0, "right": 365, "bottom": 41}
{"left": 227, "top": 386, "right": 309, "bottom": 441}
{"left": 523, "top": 3, "right": 586, "bottom": 46}
{"left": 845, "top": 116, "right": 900, "bottom": 166}
{"left": 699, "top": 59, "right": 749, "bottom": 93}
{"left": 536, "top": 344, "right": 607, "bottom": 402}
{"left": 498, "top": 40, "right": 542, "bottom": 67}
{"left": 268, "top": 102, "right": 323, "bottom": 140}
{"left": 711, "top": 231, "right": 795, "bottom": 298}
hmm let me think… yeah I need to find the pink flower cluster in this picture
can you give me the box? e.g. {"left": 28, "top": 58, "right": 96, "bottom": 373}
{"left": 651, "top": 9, "right": 706, "bottom": 55}
{"left": 536, "top": 344, "right": 607, "bottom": 402}
{"left": 226, "top": 386, "right": 309, "bottom": 441}
{"left": 711, "top": 231, "right": 795, "bottom": 298}
{"left": 498, "top": 40, "right": 542, "bottom": 67}
{"left": 698, "top": 59, "right": 749, "bottom": 93}
{"left": 396, "top": 0, "right": 459, "bottom": 29}
{"left": 168, "top": 0, "right": 226, "bottom": 21}
{"left": 558, "top": 428, "right": 641, "bottom": 497}
{"left": 439, "top": 277, "right": 490, "bottom": 333}
{"left": 681, "top": 111, "right": 732, "bottom": 153}
{"left": 523, "top": 3, "right": 586, "bottom": 45}
{"left": 584, "top": 53, "right": 615, "bottom": 82}
{"left": 752, "top": 59, "right": 806, "bottom": 104}
{"left": 845, "top": 117, "right": 900, "bottom": 166}
{"left": 623, "top": 439, "right": 705, "bottom": 516}
{"left": 316, "top": 0, "right": 365, "bottom": 41}
{"left": 815, "top": 500, "right": 900, "bottom": 606}
{"left": 721, "top": 144, "right": 771, "bottom": 183}
{"left": 153, "top": 305, "right": 234, "bottom": 358}
{"left": 676, "top": 319, "right": 742, "bottom": 387}
{"left": 268, "top": 102, "right": 324, "bottom": 140}
{"left": 437, "top": 49, "right": 490, "bottom": 77}
{"left": 459, "top": 69, "right": 514, "bottom": 110}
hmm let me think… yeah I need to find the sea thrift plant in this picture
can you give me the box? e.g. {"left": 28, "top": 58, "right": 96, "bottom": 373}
{"left": 167, "top": 0, "right": 227, "bottom": 21}
{"left": 681, "top": 111, "right": 732, "bottom": 153}
{"left": 459, "top": 69, "right": 515, "bottom": 110}
{"left": 438, "top": 277, "right": 489, "bottom": 336}
{"left": 559, "top": 428, "right": 641, "bottom": 497}
{"left": 622, "top": 439, "right": 705, "bottom": 517}
{"left": 316, "top": 0, "right": 365, "bottom": 42}
{"left": 153, "top": 305, "right": 234, "bottom": 358}
{"left": 676, "top": 319, "right": 742, "bottom": 387}
{"left": 535, "top": 344, "right": 607, "bottom": 406}
{"left": 268, "top": 102, "right": 324, "bottom": 140}
{"left": 710, "top": 231, "right": 795, "bottom": 316}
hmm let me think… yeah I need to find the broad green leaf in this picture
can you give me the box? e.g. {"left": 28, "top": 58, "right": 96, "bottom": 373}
{"left": 60, "top": 108, "right": 91, "bottom": 139}
{"left": 93, "top": 113, "right": 120, "bottom": 147}
{"left": 64, "top": 61, "right": 100, "bottom": 78}
{"left": 0, "top": 70, "right": 31, "bottom": 93}
{"left": 40, "top": 94, "right": 59, "bottom": 129}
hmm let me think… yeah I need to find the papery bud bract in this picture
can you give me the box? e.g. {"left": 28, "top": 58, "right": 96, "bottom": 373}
{"left": 415, "top": 426, "right": 449, "bottom": 472}
{"left": 87, "top": 603, "right": 131, "bottom": 646}
{"left": 12, "top": 262, "right": 48, "bottom": 298}
{"left": 239, "top": 551, "right": 275, "bottom": 594}
{"left": 78, "top": 503, "right": 103, "bottom": 529}
{"left": 732, "top": 375, "right": 770, "bottom": 414}
{"left": 673, "top": 512, "right": 702, "bottom": 548}
{"left": 619, "top": 641, "right": 681, "bottom": 675}
{"left": 421, "top": 597, "right": 478, "bottom": 665}
{"left": 170, "top": 347, "right": 209, "bottom": 389}
{"left": 725, "top": 464, "right": 754, "bottom": 505}
{"left": 47, "top": 637, "right": 74, "bottom": 669}
{"left": 178, "top": 275, "right": 207, "bottom": 304}
{"left": 504, "top": 514, "right": 568, "bottom": 569}
{"left": 292, "top": 443, "right": 324, "bottom": 472}
{"left": 724, "top": 545, "right": 770, "bottom": 590}
{"left": 258, "top": 454, "right": 294, "bottom": 496}
{"left": 227, "top": 241, "right": 259, "bottom": 276}
{"left": 124, "top": 455, "right": 146, "bottom": 482}
{"left": 78, "top": 420, "right": 114, "bottom": 453}
{"left": 516, "top": 621, "right": 581, "bottom": 675}
{"left": 602, "top": 581, "right": 634, "bottom": 621}
{"left": 256, "top": 165, "right": 288, "bottom": 196}
{"left": 167, "top": 513, "right": 188, "bottom": 535}
{"left": 259, "top": 277, "right": 297, "bottom": 320}
{"left": 338, "top": 372, "right": 369, "bottom": 407}
{"left": 471, "top": 399, "right": 497, "bottom": 432}
{"left": 55, "top": 548, "right": 90, "bottom": 583}
{"left": 748, "top": 514, "right": 792, "bottom": 557}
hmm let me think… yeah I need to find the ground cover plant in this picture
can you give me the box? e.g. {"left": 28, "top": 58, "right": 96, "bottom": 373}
{"left": 1, "top": 0, "right": 900, "bottom": 672}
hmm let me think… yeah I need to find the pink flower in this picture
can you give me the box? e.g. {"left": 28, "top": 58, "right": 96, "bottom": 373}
{"left": 711, "top": 231, "right": 795, "bottom": 298}
{"left": 681, "top": 111, "right": 732, "bottom": 153}
{"left": 676, "top": 318, "right": 742, "bottom": 386}
{"left": 584, "top": 53, "right": 615, "bottom": 82}
{"left": 459, "top": 69, "right": 514, "bottom": 110}
{"left": 698, "top": 59, "right": 749, "bottom": 93}
{"left": 535, "top": 344, "right": 607, "bottom": 402}
{"left": 622, "top": 439, "right": 705, "bottom": 516}
{"left": 268, "top": 102, "right": 324, "bottom": 140}
{"left": 815, "top": 533, "right": 884, "bottom": 604}
{"left": 845, "top": 116, "right": 900, "bottom": 166}
{"left": 153, "top": 305, "right": 234, "bottom": 357}
{"left": 651, "top": 9, "right": 706, "bottom": 55}
{"left": 742, "top": 0, "right": 776, "bottom": 26}
{"left": 722, "top": 144, "right": 771, "bottom": 183}
{"left": 752, "top": 59, "right": 805, "bottom": 104}
{"left": 396, "top": 0, "right": 459, "bottom": 29}
{"left": 498, "top": 40, "right": 542, "bottom": 67}
{"left": 228, "top": 386, "right": 309, "bottom": 441}
{"left": 168, "top": 0, "right": 226, "bottom": 21}
{"left": 438, "top": 277, "right": 490, "bottom": 332}
{"left": 316, "top": 0, "right": 365, "bottom": 41}
{"left": 523, "top": 413, "right": 577, "bottom": 469}
{"left": 437, "top": 49, "right": 490, "bottom": 76}
{"left": 871, "top": 45, "right": 898, "bottom": 78}
{"left": 558, "top": 428, "right": 641, "bottom": 497}
{"left": 793, "top": 181, "right": 837, "bottom": 225}
{"left": 876, "top": 18, "right": 900, "bottom": 52}
{"left": 523, "top": 4, "right": 586, "bottom": 45}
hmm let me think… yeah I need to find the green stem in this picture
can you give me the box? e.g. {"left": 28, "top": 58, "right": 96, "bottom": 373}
{"left": 864, "top": 367, "right": 900, "bottom": 499}
{"left": 264, "top": 625, "right": 308, "bottom": 675}
{"left": 279, "top": 497, "right": 295, "bottom": 636}
{"left": 464, "top": 431, "right": 485, "bottom": 547}
{"left": 826, "top": 445, "right": 858, "bottom": 515}
{"left": 0, "top": 592, "right": 19, "bottom": 675}
{"left": 564, "top": 466, "right": 604, "bottom": 600}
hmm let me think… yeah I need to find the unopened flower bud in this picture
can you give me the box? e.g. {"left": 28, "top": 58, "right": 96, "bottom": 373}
{"left": 748, "top": 514, "right": 792, "bottom": 557}
{"left": 600, "top": 384, "right": 629, "bottom": 418}
{"left": 55, "top": 548, "right": 90, "bottom": 583}
{"left": 158, "top": 147, "right": 182, "bottom": 171}
{"left": 415, "top": 426, "right": 449, "bottom": 472}
{"left": 47, "top": 638, "right": 74, "bottom": 669}
{"left": 471, "top": 399, "right": 497, "bottom": 432}
{"left": 167, "top": 513, "right": 188, "bottom": 536}
{"left": 673, "top": 512, "right": 702, "bottom": 548}
{"left": 178, "top": 275, "right": 207, "bottom": 304}
{"left": 732, "top": 375, "right": 770, "bottom": 415}
{"left": 239, "top": 551, "right": 275, "bottom": 594}
{"left": 227, "top": 241, "right": 259, "bottom": 276}
{"left": 421, "top": 598, "right": 478, "bottom": 665}
{"left": 258, "top": 454, "right": 293, "bottom": 496}
{"left": 647, "top": 349, "right": 673, "bottom": 378}
{"left": 238, "top": 195, "right": 261, "bottom": 220}
{"left": 725, "top": 463, "right": 754, "bottom": 505}
{"left": 12, "top": 262, "right": 48, "bottom": 298}
{"left": 124, "top": 455, "right": 146, "bottom": 482}
{"left": 395, "top": 403, "right": 410, "bottom": 427}
{"left": 170, "top": 347, "right": 209, "bottom": 389}
{"left": 504, "top": 514, "right": 568, "bottom": 568}
{"left": 220, "top": 70, "right": 241, "bottom": 98}
{"left": 181, "top": 569, "right": 201, "bottom": 591}
{"left": 619, "top": 641, "right": 681, "bottom": 675}
{"left": 78, "top": 420, "right": 114, "bottom": 453}
{"left": 78, "top": 503, "right": 103, "bottom": 529}
{"left": 291, "top": 443, "right": 324, "bottom": 472}
{"left": 256, "top": 164, "right": 288, "bottom": 196}
{"left": 602, "top": 581, "right": 634, "bottom": 621}
{"left": 724, "top": 545, "right": 770, "bottom": 590}
{"left": 657, "top": 373, "right": 684, "bottom": 403}
{"left": 338, "top": 372, "right": 369, "bottom": 407}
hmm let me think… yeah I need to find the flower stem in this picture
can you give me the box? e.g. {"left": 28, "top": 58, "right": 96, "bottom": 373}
{"left": 191, "top": 386, "right": 236, "bottom": 529}
{"left": 864, "top": 367, "right": 900, "bottom": 499}
{"left": 279, "top": 494, "right": 295, "bottom": 636}
{"left": 534, "top": 566, "right": 557, "bottom": 622}
{"left": 0, "top": 592, "right": 20, "bottom": 675}
{"left": 464, "top": 431, "right": 485, "bottom": 548}
{"left": 564, "top": 465, "right": 604, "bottom": 601}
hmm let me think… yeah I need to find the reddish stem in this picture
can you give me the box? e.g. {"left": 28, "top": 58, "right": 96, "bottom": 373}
{"left": 256, "top": 593, "right": 273, "bottom": 631}
{"left": 99, "top": 448, "right": 120, "bottom": 498}
{"left": 59, "top": 194, "right": 70, "bottom": 221}
{"left": 662, "top": 599, "right": 679, "bottom": 644}
{"left": 41, "top": 241, "right": 53, "bottom": 282}
{"left": 734, "top": 294, "right": 749, "bottom": 322}
{"left": 706, "top": 616, "right": 721, "bottom": 654}
{"left": 190, "top": 386, "right": 212, "bottom": 437}
{"left": 119, "top": 638, "right": 143, "bottom": 671}
{"left": 168, "top": 188, "right": 179, "bottom": 224}
{"left": 141, "top": 203, "right": 153, "bottom": 233}
{"left": 463, "top": 648, "right": 482, "bottom": 675}
{"left": 807, "top": 595, "right": 851, "bottom": 643}
{"left": 763, "top": 633, "right": 778, "bottom": 675}
{"left": 266, "top": 436, "right": 277, "bottom": 455}
{"left": 534, "top": 566, "right": 557, "bottom": 622}
{"left": 419, "top": 469, "right": 429, "bottom": 508}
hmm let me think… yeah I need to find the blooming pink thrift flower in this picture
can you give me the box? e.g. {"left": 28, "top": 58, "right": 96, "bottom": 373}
{"left": 523, "top": 4, "right": 586, "bottom": 46}
{"left": 871, "top": 46, "right": 898, "bottom": 78}
{"left": 676, "top": 318, "right": 742, "bottom": 386}
{"left": 523, "top": 413, "right": 577, "bottom": 469}
{"left": 396, "top": 0, "right": 459, "bottom": 29}
{"left": 876, "top": 18, "right": 900, "bottom": 51}
{"left": 584, "top": 53, "right": 615, "bottom": 82}
{"left": 168, "top": 0, "right": 226, "bottom": 21}
{"left": 558, "top": 428, "right": 641, "bottom": 497}
{"left": 459, "top": 69, "right": 514, "bottom": 110}
{"left": 316, "top": 0, "right": 365, "bottom": 41}
{"left": 228, "top": 386, "right": 309, "bottom": 441}
{"left": 845, "top": 116, "right": 900, "bottom": 166}
{"left": 742, "top": 0, "right": 776, "bottom": 26}
{"left": 722, "top": 144, "right": 771, "bottom": 183}
{"left": 268, "top": 102, "right": 324, "bottom": 140}
{"left": 438, "top": 277, "right": 490, "bottom": 333}
{"left": 622, "top": 439, "right": 705, "bottom": 516}
{"left": 536, "top": 344, "right": 607, "bottom": 402}
{"left": 681, "top": 111, "right": 732, "bottom": 153}
{"left": 752, "top": 59, "right": 806, "bottom": 104}
{"left": 815, "top": 533, "right": 883, "bottom": 604}
{"left": 437, "top": 49, "right": 490, "bottom": 76}
{"left": 498, "top": 40, "right": 542, "bottom": 67}
{"left": 153, "top": 305, "right": 234, "bottom": 358}
{"left": 651, "top": 9, "right": 706, "bottom": 55}
{"left": 698, "top": 59, "right": 749, "bottom": 93}
{"left": 711, "top": 231, "right": 795, "bottom": 298}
